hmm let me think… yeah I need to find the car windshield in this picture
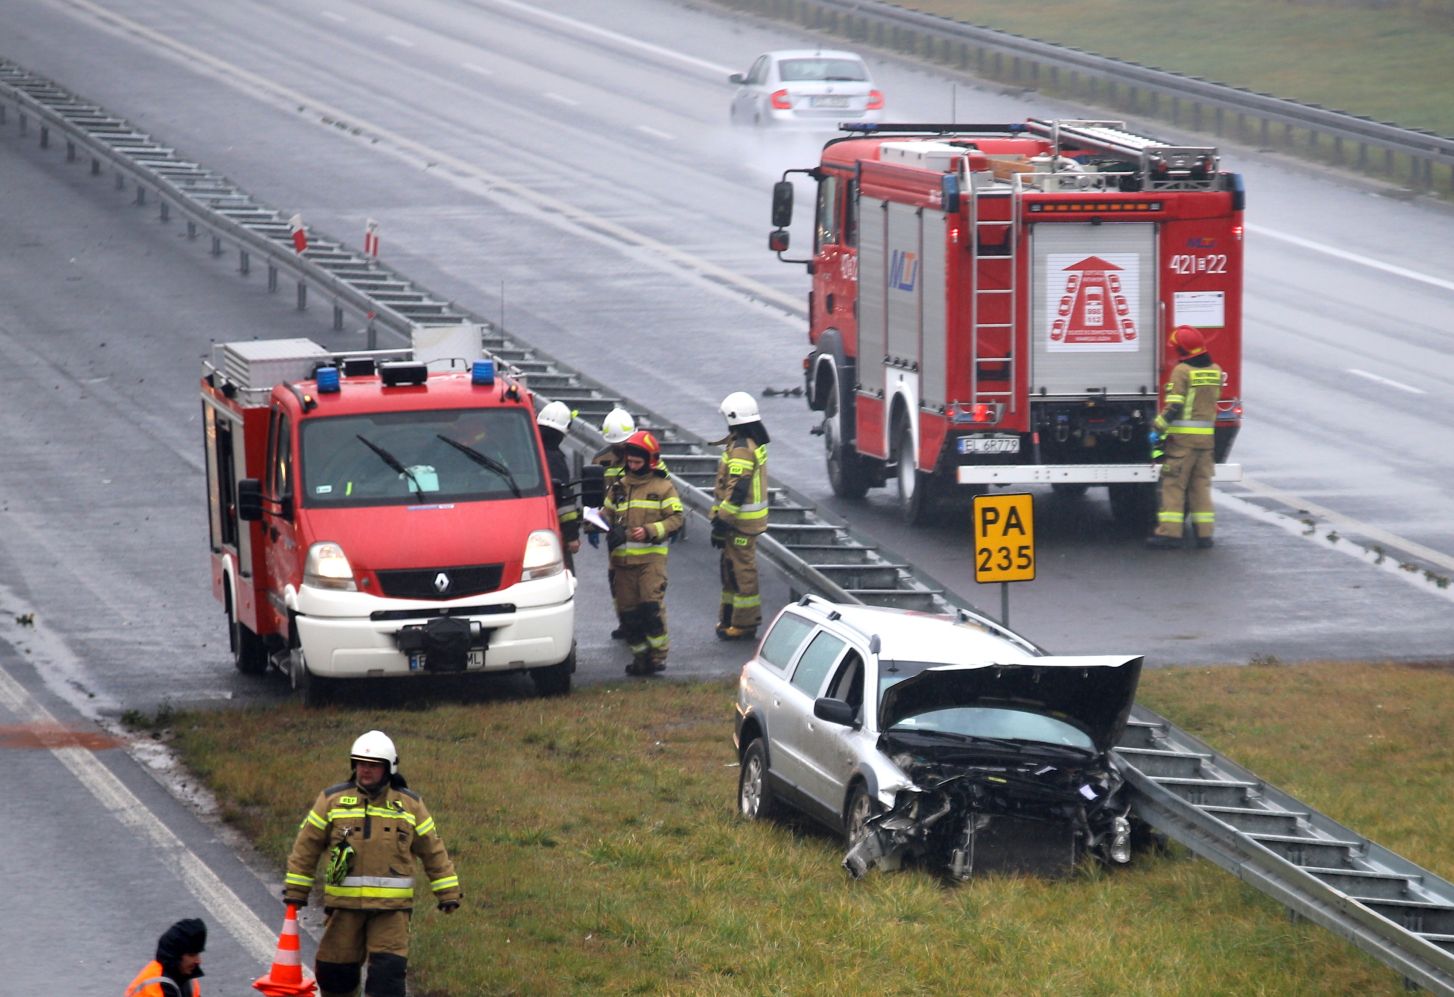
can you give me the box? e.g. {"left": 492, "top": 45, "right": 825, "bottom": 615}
{"left": 878, "top": 661, "right": 1096, "bottom": 751}
{"left": 889, "top": 706, "right": 1095, "bottom": 752}
{"left": 300, "top": 407, "right": 546, "bottom": 507}
{"left": 779, "top": 58, "right": 869, "bottom": 83}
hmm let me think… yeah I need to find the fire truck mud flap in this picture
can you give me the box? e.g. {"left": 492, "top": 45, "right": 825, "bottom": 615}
{"left": 395, "top": 617, "right": 483, "bottom": 673}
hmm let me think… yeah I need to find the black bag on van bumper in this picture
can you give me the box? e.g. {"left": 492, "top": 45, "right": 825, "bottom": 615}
{"left": 395, "top": 616, "right": 475, "bottom": 672}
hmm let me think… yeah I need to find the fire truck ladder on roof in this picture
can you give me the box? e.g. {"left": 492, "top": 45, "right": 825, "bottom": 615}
{"left": 1026, "top": 118, "right": 1221, "bottom": 190}
{"left": 966, "top": 172, "right": 1019, "bottom": 418}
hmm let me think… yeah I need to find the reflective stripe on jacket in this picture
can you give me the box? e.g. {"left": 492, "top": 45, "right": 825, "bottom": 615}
{"left": 711, "top": 438, "right": 769, "bottom": 536}
{"left": 284, "top": 780, "right": 461, "bottom": 911}
{"left": 604, "top": 468, "right": 683, "bottom": 561}
{"left": 1154, "top": 361, "right": 1222, "bottom": 449}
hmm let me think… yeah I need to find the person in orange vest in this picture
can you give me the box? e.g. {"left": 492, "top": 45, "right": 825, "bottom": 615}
{"left": 1147, "top": 325, "right": 1223, "bottom": 549}
{"left": 283, "top": 730, "right": 461, "bottom": 997}
{"left": 602, "top": 430, "right": 684, "bottom": 674}
{"left": 124, "top": 917, "right": 206, "bottom": 996}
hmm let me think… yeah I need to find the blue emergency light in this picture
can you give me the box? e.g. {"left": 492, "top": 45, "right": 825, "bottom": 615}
{"left": 316, "top": 366, "right": 341, "bottom": 393}
{"left": 471, "top": 359, "right": 495, "bottom": 385}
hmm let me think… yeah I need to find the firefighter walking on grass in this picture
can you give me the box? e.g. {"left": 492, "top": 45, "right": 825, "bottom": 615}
{"left": 1147, "top": 325, "right": 1223, "bottom": 550}
{"left": 603, "top": 429, "right": 683, "bottom": 674}
{"left": 283, "top": 730, "right": 461, "bottom": 997}
{"left": 711, "top": 391, "right": 770, "bottom": 641}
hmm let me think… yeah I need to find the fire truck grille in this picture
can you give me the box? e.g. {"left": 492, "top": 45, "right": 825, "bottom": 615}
{"left": 375, "top": 565, "right": 505, "bottom": 599}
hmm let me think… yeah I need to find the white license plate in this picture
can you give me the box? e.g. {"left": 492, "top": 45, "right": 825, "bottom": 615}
{"left": 959, "top": 436, "right": 1021, "bottom": 455}
{"left": 409, "top": 649, "right": 485, "bottom": 671}
{"left": 810, "top": 96, "right": 849, "bottom": 108}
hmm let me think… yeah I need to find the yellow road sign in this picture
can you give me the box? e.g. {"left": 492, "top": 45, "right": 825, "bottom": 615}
{"left": 972, "top": 493, "right": 1035, "bottom": 583}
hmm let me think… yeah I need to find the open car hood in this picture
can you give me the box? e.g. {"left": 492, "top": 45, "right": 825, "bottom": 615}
{"left": 877, "top": 655, "right": 1143, "bottom": 753}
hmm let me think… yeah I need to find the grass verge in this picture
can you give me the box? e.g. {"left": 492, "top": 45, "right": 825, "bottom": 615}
{"left": 164, "top": 661, "right": 1454, "bottom": 995}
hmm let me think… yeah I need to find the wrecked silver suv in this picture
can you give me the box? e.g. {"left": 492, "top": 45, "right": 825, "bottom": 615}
{"left": 733, "top": 595, "right": 1144, "bottom": 879}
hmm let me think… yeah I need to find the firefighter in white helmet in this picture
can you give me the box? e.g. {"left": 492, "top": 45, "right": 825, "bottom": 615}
{"left": 711, "top": 391, "right": 770, "bottom": 640}
{"left": 283, "top": 730, "right": 461, "bottom": 997}
{"left": 537, "top": 400, "right": 580, "bottom": 572}
{"left": 588, "top": 407, "right": 638, "bottom": 639}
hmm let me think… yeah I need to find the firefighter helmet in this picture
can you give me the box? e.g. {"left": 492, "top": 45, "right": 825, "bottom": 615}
{"left": 350, "top": 730, "right": 398, "bottom": 775}
{"left": 601, "top": 407, "right": 636, "bottom": 444}
{"left": 537, "top": 400, "right": 573, "bottom": 434}
{"left": 621, "top": 429, "right": 661, "bottom": 468}
{"left": 1169, "top": 325, "right": 1208, "bottom": 358}
{"left": 719, "top": 391, "right": 760, "bottom": 426}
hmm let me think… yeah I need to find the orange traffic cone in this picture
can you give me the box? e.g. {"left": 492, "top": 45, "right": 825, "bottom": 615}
{"left": 253, "top": 903, "right": 318, "bottom": 996}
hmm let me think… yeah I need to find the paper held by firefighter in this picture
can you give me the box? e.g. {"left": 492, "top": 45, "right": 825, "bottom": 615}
{"left": 582, "top": 506, "right": 610, "bottom": 533}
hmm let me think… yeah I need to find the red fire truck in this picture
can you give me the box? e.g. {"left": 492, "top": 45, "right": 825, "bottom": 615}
{"left": 200, "top": 328, "right": 577, "bottom": 704}
{"left": 769, "top": 119, "right": 1243, "bottom": 525}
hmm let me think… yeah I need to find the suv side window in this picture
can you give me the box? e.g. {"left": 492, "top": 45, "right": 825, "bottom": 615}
{"left": 826, "top": 651, "right": 865, "bottom": 714}
{"left": 758, "top": 613, "right": 815, "bottom": 673}
{"left": 790, "top": 631, "right": 846, "bottom": 697}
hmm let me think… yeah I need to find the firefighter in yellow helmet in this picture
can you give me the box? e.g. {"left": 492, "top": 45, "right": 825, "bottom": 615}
{"left": 711, "top": 391, "right": 770, "bottom": 640}
{"left": 283, "top": 730, "right": 461, "bottom": 997}
{"left": 602, "top": 430, "right": 684, "bottom": 674}
{"left": 1147, "top": 326, "right": 1223, "bottom": 549}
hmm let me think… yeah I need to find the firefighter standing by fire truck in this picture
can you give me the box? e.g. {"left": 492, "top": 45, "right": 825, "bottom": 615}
{"left": 711, "top": 392, "right": 770, "bottom": 640}
{"left": 591, "top": 407, "right": 638, "bottom": 639}
{"left": 283, "top": 730, "right": 461, "bottom": 997}
{"left": 1147, "top": 326, "right": 1222, "bottom": 550}
{"left": 537, "top": 401, "right": 581, "bottom": 573}
{"left": 602, "top": 430, "right": 683, "bottom": 674}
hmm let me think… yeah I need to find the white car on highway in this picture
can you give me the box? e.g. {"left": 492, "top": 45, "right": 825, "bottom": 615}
{"left": 729, "top": 50, "right": 884, "bottom": 128}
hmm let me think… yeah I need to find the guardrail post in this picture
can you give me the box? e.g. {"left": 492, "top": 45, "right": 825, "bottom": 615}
{"left": 187, "top": 220, "right": 197, "bottom": 240}
{"left": 268, "top": 265, "right": 278, "bottom": 293}
{"left": 211, "top": 234, "right": 222, "bottom": 257}
{"left": 91, "top": 156, "right": 100, "bottom": 175}
{"left": 114, "top": 170, "right": 124, "bottom": 191}
{"left": 239, "top": 249, "right": 250, "bottom": 275}
{"left": 18, "top": 111, "right": 26, "bottom": 135}
{"left": 66, "top": 139, "right": 75, "bottom": 161}
{"left": 159, "top": 200, "right": 169, "bottom": 223}
{"left": 296, "top": 280, "right": 307, "bottom": 311}
{"left": 0, "top": 105, "right": 6, "bottom": 125}
{"left": 39, "top": 124, "right": 48, "bottom": 148}
{"left": 333, "top": 302, "right": 344, "bottom": 330}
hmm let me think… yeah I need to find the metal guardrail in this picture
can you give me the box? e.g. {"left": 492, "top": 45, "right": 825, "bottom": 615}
{"left": 5, "top": 58, "right": 1453, "bottom": 993}
{"left": 1120, "top": 707, "right": 1454, "bottom": 995}
{"left": 710, "top": 0, "right": 1454, "bottom": 193}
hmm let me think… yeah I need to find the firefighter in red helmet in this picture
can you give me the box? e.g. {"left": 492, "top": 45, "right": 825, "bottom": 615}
{"left": 602, "top": 430, "right": 684, "bottom": 674}
{"left": 1147, "top": 325, "right": 1223, "bottom": 549}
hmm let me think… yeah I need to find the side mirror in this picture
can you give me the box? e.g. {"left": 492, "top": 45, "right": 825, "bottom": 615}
{"left": 577, "top": 463, "right": 606, "bottom": 508}
{"left": 771, "top": 180, "right": 794, "bottom": 229}
{"left": 814, "top": 697, "right": 859, "bottom": 728}
{"left": 768, "top": 229, "right": 790, "bottom": 253}
{"left": 728, "top": 72, "right": 746, "bottom": 85}
{"left": 237, "top": 478, "right": 263, "bottom": 522}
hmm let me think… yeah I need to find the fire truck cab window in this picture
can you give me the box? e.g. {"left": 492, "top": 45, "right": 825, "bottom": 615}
{"left": 816, "top": 174, "right": 840, "bottom": 250}
{"left": 268, "top": 409, "right": 293, "bottom": 507}
{"left": 300, "top": 407, "right": 547, "bottom": 508}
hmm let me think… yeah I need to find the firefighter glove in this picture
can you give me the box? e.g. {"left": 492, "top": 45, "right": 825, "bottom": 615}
{"left": 325, "top": 842, "right": 355, "bottom": 886}
{"left": 710, "top": 519, "right": 731, "bottom": 549}
{"left": 1147, "top": 430, "right": 1161, "bottom": 449}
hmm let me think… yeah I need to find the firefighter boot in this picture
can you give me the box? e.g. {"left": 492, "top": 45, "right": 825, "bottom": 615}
{"left": 717, "top": 625, "right": 757, "bottom": 641}
{"left": 1144, "top": 534, "right": 1183, "bottom": 550}
{"left": 650, "top": 651, "right": 667, "bottom": 673}
{"left": 1196, "top": 536, "right": 1215, "bottom": 549}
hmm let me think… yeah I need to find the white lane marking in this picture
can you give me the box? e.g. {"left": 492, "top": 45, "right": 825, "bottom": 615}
{"left": 635, "top": 124, "right": 673, "bottom": 141}
{"left": 1347, "top": 368, "right": 1426, "bottom": 394}
{"left": 1248, "top": 224, "right": 1454, "bottom": 295}
{"left": 544, "top": 92, "right": 578, "bottom": 107}
{"left": 0, "top": 663, "right": 280, "bottom": 963}
{"left": 385, "top": 34, "right": 414, "bottom": 48}
{"left": 321, "top": 10, "right": 345, "bottom": 23}
{"left": 1235, "top": 475, "right": 1454, "bottom": 575}
{"left": 461, "top": 61, "right": 493, "bottom": 77}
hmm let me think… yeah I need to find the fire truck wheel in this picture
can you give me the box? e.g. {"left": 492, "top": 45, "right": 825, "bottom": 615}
{"left": 1109, "top": 482, "right": 1158, "bottom": 533}
{"left": 529, "top": 650, "right": 574, "bottom": 697}
{"left": 228, "top": 609, "right": 268, "bottom": 675}
{"left": 290, "top": 648, "right": 333, "bottom": 708}
{"left": 894, "top": 420, "right": 935, "bottom": 526}
{"left": 824, "top": 387, "right": 869, "bottom": 500}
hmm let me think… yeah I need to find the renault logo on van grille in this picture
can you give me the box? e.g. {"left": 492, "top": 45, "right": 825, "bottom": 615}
{"left": 375, "top": 564, "right": 504, "bottom": 599}
{"left": 434, "top": 572, "right": 451, "bottom": 593}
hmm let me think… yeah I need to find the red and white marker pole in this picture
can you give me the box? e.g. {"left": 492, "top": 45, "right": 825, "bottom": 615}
{"left": 363, "top": 218, "right": 380, "bottom": 258}
{"left": 288, "top": 213, "right": 308, "bottom": 253}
